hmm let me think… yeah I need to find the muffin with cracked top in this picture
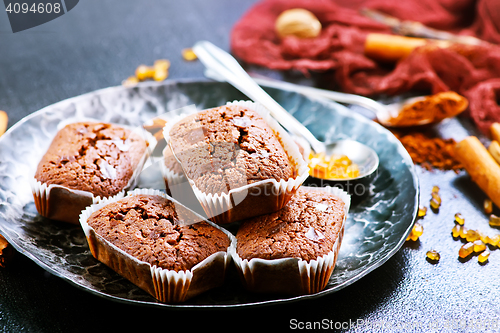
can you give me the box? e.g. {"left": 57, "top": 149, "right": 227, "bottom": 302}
{"left": 31, "top": 121, "right": 150, "bottom": 224}
{"left": 80, "top": 189, "right": 234, "bottom": 303}
{"left": 165, "top": 101, "right": 309, "bottom": 224}
{"left": 231, "top": 186, "right": 350, "bottom": 295}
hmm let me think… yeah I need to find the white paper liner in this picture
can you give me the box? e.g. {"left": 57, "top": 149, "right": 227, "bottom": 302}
{"left": 158, "top": 145, "right": 209, "bottom": 219}
{"left": 31, "top": 121, "right": 156, "bottom": 224}
{"left": 162, "top": 100, "right": 310, "bottom": 224}
{"left": 229, "top": 186, "right": 351, "bottom": 295}
{"left": 79, "top": 188, "right": 236, "bottom": 303}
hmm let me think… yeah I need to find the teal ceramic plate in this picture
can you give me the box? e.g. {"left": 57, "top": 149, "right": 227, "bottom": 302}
{"left": 0, "top": 79, "right": 418, "bottom": 308}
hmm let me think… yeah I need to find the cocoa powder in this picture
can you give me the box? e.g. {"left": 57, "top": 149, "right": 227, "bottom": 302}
{"left": 392, "top": 130, "right": 463, "bottom": 172}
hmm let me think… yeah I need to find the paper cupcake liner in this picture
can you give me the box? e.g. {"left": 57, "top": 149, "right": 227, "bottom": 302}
{"left": 163, "top": 100, "right": 310, "bottom": 224}
{"left": 30, "top": 179, "right": 124, "bottom": 224}
{"left": 230, "top": 186, "right": 350, "bottom": 295}
{"left": 79, "top": 188, "right": 236, "bottom": 303}
{"left": 161, "top": 163, "right": 187, "bottom": 194}
{"left": 160, "top": 145, "right": 188, "bottom": 194}
{"left": 159, "top": 146, "right": 208, "bottom": 219}
{"left": 31, "top": 122, "right": 155, "bottom": 224}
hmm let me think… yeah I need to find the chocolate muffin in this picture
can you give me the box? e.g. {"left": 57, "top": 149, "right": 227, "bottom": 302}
{"left": 231, "top": 186, "right": 350, "bottom": 295}
{"left": 80, "top": 190, "right": 234, "bottom": 303}
{"left": 236, "top": 187, "right": 345, "bottom": 262}
{"left": 87, "top": 194, "right": 230, "bottom": 272}
{"left": 32, "top": 121, "right": 150, "bottom": 223}
{"left": 35, "top": 122, "right": 148, "bottom": 197}
{"left": 168, "top": 103, "right": 294, "bottom": 194}
{"left": 164, "top": 101, "right": 309, "bottom": 224}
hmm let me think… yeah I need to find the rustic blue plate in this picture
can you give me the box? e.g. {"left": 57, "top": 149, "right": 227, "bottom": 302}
{"left": 0, "top": 79, "right": 418, "bottom": 308}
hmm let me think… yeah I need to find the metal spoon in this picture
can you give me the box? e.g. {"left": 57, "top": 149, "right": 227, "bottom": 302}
{"left": 205, "top": 70, "right": 437, "bottom": 128}
{"left": 253, "top": 78, "right": 468, "bottom": 128}
{"left": 192, "top": 41, "right": 379, "bottom": 181}
{"left": 234, "top": 76, "right": 426, "bottom": 127}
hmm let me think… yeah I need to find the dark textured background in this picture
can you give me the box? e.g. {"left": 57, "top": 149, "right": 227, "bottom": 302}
{"left": 1, "top": 1, "right": 499, "bottom": 332}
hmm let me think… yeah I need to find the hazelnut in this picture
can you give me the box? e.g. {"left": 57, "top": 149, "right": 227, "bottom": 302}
{"left": 275, "top": 8, "right": 322, "bottom": 39}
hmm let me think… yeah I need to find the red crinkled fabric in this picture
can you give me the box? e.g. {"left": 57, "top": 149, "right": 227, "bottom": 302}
{"left": 230, "top": 0, "right": 500, "bottom": 134}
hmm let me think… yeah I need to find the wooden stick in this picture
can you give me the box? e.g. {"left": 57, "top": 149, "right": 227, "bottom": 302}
{"left": 0, "top": 111, "right": 7, "bottom": 137}
{"left": 490, "top": 123, "right": 500, "bottom": 142}
{"left": 489, "top": 140, "right": 500, "bottom": 165}
{"left": 455, "top": 136, "right": 500, "bottom": 208}
{"left": 364, "top": 33, "right": 450, "bottom": 63}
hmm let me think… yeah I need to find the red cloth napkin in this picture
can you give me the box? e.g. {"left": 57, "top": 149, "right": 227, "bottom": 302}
{"left": 231, "top": 0, "right": 500, "bottom": 134}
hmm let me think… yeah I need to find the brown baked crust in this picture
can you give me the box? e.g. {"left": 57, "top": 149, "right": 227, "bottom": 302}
{"left": 236, "top": 188, "right": 345, "bottom": 262}
{"left": 86, "top": 194, "right": 231, "bottom": 271}
{"left": 168, "top": 104, "right": 294, "bottom": 194}
{"left": 35, "top": 122, "right": 148, "bottom": 198}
